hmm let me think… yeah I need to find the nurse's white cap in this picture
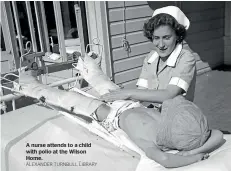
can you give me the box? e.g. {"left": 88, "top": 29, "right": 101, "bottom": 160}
{"left": 152, "top": 6, "right": 190, "bottom": 30}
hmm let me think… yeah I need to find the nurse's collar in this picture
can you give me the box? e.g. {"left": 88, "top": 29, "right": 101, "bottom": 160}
{"left": 147, "top": 43, "right": 183, "bottom": 67}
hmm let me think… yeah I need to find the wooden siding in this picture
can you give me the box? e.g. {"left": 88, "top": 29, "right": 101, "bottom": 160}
{"left": 114, "top": 67, "right": 142, "bottom": 84}
{"left": 186, "top": 8, "right": 224, "bottom": 23}
{"left": 122, "top": 79, "right": 138, "bottom": 89}
{"left": 187, "top": 28, "right": 223, "bottom": 44}
{"left": 108, "top": 1, "right": 148, "bottom": 9}
{"left": 109, "top": 6, "right": 153, "bottom": 22}
{"left": 181, "top": 2, "right": 224, "bottom": 13}
{"left": 111, "top": 31, "right": 149, "bottom": 48}
{"left": 112, "top": 42, "right": 152, "bottom": 61}
{"left": 113, "top": 54, "right": 146, "bottom": 73}
{"left": 110, "top": 17, "right": 149, "bottom": 36}
{"left": 106, "top": 1, "right": 225, "bottom": 87}
{"left": 188, "top": 19, "right": 224, "bottom": 35}
{"left": 183, "top": 1, "right": 225, "bottom": 74}
{"left": 107, "top": 1, "right": 152, "bottom": 87}
{"left": 224, "top": 2, "right": 231, "bottom": 65}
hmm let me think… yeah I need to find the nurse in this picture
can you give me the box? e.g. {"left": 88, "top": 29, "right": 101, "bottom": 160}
{"left": 101, "top": 6, "right": 197, "bottom": 107}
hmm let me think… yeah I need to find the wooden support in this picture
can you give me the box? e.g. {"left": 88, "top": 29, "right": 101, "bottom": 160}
{"left": 39, "top": 1, "right": 50, "bottom": 52}
{"left": 224, "top": 2, "right": 231, "bottom": 65}
{"left": 12, "top": 2, "right": 24, "bottom": 55}
{"left": 0, "top": 74, "right": 80, "bottom": 103}
{"left": 34, "top": 1, "right": 44, "bottom": 52}
{"left": 1, "top": 5, "right": 11, "bottom": 53}
{"left": 49, "top": 76, "right": 81, "bottom": 87}
{"left": 0, "top": 85, "right": 7, "bottom": 113}
{"left": 22, "top": 52, "right": 46, "bottom": 61}
{"left": 0, "top": 94, "right": 21, "bottom": 103}
{"left": 74, "top": 4, "right": 86, "bottom": 56}
{"left": 61, "top": 2, "right": 71, "bottom": 36}
{"left": 1, "top": 60, "right": 74, "bottom": 79}
{"left": 34, "top": 1, "right": 47, "bottom": 81}
{"left": 53, "top": 1, "right": 67, "bottom": 61}
{"left": 2, "top": 2, "right": 20, "bottom": 69}
{"left": 45, "top": 61, "right": 73, "bottom": 73}
{"left": 25, "top": 2, "right": 38, "bottom": 52}
{"left": 85, "top": 2, "right": 112, "bottom": 78}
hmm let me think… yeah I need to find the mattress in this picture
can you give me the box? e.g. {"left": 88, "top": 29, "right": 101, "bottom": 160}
{"left": 1, "top": 104, "right": 231, "bottom": 171}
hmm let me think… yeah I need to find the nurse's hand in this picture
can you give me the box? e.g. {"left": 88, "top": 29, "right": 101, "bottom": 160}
{"left": 100, "top": 89, "right": 131, "bottom": 102}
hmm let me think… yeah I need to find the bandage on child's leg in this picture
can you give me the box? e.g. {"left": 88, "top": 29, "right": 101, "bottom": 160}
{"left": 76, "top": 53, "right": 120, "bottom": 95}
{"left": 18, "top": 68, "right": 106, "bottom": 119}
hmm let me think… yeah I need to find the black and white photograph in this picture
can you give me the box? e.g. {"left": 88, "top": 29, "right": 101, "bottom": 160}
{"left": 1, "top": 1, "right": 231, "bottom": 171}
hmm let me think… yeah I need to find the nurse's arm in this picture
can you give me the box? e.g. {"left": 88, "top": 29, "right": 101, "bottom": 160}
{"left": 129, "top": 84, "right": 182, "bottom": 103}
{"left": 137, "top": 139, "right": 206, "bottom": 168}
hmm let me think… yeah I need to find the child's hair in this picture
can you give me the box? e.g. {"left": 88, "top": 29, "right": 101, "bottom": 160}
{"left": 143, "top": 13, "right": 187, "bottom": 43}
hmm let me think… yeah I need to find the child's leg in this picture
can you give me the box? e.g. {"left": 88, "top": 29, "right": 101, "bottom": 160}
{"left": 18, "top": 69, "right": 111, "bottom": 120}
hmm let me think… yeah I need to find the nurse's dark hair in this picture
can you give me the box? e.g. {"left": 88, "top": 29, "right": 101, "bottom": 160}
{"left": 143, "top": 13, "right": 187, "bottom": 43}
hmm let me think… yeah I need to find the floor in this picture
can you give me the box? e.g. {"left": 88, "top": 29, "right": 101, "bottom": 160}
{"left": 193, "top": 66, "right": 231, "bottom": 132}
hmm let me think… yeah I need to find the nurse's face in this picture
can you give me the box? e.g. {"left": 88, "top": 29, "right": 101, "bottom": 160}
{"left": 152, "top": 25, "right": 178, "bottom": 58}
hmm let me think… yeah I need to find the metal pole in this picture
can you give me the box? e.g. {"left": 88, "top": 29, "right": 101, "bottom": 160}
{"left": 0, "top": 76, "right": 81, "bottom": 103}
{"left": 1, "top": 6, "right": 11, "bottom": 53}
{"left": 74, "top": 4, "right": 86, "bottom": 56}
{"left": 53, "top": 1, "right": 67, "bottom": 61}
{"left": 39, "top": 1, "right": 50, "bottom": 52}
{"left": 3, "top": 2, "right": 20, "bottom": 69}
{"left": 34, "top": 1, "right": 44, "bottom": 52}
{"left": 12, "top": 1, "right": 24, "bottom": 55}
{"left": 25, "top": 1, "right": 38, "bottom": 52}
{"left": 12, "top": 99, "right": 16, "bottom": 110}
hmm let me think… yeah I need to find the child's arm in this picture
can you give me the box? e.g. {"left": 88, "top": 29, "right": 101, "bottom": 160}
{"left": 178, "top": 129, "right": 224, "bottom": 156}
{"left": 136, "top": 139, "right": 208, "bottom": 168}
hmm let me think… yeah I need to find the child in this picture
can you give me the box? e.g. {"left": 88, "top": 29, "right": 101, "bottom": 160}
{"left": 17, "top": 52, "right": 224, "bottom": 168}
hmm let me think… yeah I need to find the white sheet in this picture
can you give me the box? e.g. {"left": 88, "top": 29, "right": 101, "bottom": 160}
{"left": 1, "top": 104, "right": 231, "bottom": 171}
{"left": 74, "top": 88, "right": 231, "bottom": 171}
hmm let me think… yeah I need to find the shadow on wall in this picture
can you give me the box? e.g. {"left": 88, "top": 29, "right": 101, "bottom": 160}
{"left": 213, "top": 65, "right": 231, "bottom": 72}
